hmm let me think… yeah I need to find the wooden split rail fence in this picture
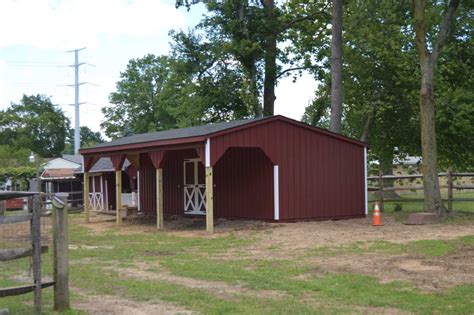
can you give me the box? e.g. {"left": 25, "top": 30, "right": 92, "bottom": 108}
{"left": 0, "top": 192, "right": 70, "bottom": 314}
{"left": 367, "top": 168, "right": 474, "bottom": 212}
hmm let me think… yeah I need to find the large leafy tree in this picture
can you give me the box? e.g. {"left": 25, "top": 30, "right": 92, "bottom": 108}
{"left": 329, "top": 0, "right": 343, "bottom": 133}
{"left": 302, "top": 1, "right": 420, "bottom": 173}
{"left": 102, "top": 32, "right": 255, "bottom": 138}
{"left": 177, "top": 0, "right": 329, "bottom": 116}
{"left": 301, "top": 0, "right": 472, "bottom": 174}
{"left": 412, "top": 0, "right": 460, "bottom": 215}
{"left": 0, "top": 94, "right": 69, "bottom": 157}
{"left": 102, "top": 55, "right": 177, "bottom": 139}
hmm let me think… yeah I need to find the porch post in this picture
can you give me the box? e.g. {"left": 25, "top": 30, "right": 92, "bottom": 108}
{"left": 204, "top": 138, "right": 214, "bottom": 232}
{"left": 83, "top": 172, "right": 90, "bottom": 223}
{"left": 205, "top": 166, "right": 214, "bottom": 233}
{"left": 115, "top": 170, "right": 122, "bottom": 225}
{"left": 156, "top": 168, "right": 164, "bottom": 229}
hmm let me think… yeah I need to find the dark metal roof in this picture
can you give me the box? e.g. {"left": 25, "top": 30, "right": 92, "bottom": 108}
{"left": 88, "top": 117, "right": 266, "bottom": 150}
{"left": 75, "top": 157, "right": 131, "bottom": 174}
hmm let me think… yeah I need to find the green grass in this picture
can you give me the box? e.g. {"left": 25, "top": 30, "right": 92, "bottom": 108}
{"left": 308, "top": 237, "right": 468, "bottom": 258}
{"left": 368, "top": 192, "right": 474, "bottom": 223}
{"left": 1, "top": 214, "right": 473, "bottom": 314}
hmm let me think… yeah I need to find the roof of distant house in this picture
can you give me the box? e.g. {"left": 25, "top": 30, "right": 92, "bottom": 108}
{"left": 75, "top": 157, "right": 131, "bottom": 174}
{"left": 62, "top": 154, "right": 83, "bottom": 165}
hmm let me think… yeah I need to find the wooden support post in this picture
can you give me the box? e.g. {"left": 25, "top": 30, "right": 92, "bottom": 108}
{"left": 205, "top": 167, "right": 214, "bottom": 233}
{"left": 156, "top": 168, "right": 164, "bottom": 229}
{"left": 53, "top": 194, "right": 70, "bottom": 311}
{"left": 447, "top": 166, "right": 453, "bottom": 213}
{"left": 31, "top": 195, "right": 41, "bottom": 315}
{"left": 378, "top": 169, "right": 384, "bottom": 212}
{"left": 83, "top": 172, "right": 90, "bottom": 223}
{"left": 115, "top": 170, "right": 122, "bottom": 225}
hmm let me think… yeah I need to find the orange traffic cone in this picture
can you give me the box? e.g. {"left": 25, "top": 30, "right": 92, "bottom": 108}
{"left": 372, "top": 203, "right": 384, "bottom": 226}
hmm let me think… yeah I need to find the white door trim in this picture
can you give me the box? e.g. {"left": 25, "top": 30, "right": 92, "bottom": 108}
{"left": 274, "top": 165, "right": 279, "bottom": 221}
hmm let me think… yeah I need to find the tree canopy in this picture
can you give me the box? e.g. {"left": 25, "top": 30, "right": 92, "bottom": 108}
{"left": 0, "top": 94, "right": 69, "bottom": 157}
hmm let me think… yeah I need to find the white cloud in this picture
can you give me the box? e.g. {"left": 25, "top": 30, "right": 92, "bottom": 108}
{"left": 0, "top": 0, "right": 186, "bottom": 49}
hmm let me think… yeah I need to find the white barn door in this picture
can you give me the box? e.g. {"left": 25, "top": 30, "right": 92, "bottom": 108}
{"left": 183, "top": 159, "right": 206, "bottom": 215}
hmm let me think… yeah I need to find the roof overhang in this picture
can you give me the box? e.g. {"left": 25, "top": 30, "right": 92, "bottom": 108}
{"left": 80, "top": 137, "right": 207, "bottom": 156}
{"left": 41, "top": 168, "right": 78, "bottom": 180}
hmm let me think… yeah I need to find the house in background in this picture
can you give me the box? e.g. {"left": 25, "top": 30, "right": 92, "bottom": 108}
{"left": 41, "top": 154, "right": 83, "bottom": 208}
{"left": 40, "top": 154, "right": 138, "bottom": 212}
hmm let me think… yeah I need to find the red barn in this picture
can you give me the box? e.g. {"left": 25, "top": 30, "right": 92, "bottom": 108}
{"left": 80, "top": 115, "right": 369, "bottom": 231}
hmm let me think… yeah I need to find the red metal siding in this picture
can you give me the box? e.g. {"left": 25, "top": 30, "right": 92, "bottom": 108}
{"left": 104, "top": 172, "right": 115, "bottom": 211}
{"left": 214, "top": 148, "right": 273, "bottom": 220}
{"left": 210, "top": 120, "right": 365, "bottom": 220}
{"left": 139, "top": 153, "right": 156, "bottom": 215}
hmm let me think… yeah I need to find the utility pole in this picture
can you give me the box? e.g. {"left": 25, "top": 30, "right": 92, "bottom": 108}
{"left": 67, "top": 48, "right": 86, "bottom": 154}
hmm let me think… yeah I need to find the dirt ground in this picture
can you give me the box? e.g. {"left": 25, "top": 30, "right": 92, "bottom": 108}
{"left": 70, "top": 213, "right": 474, "bottom": 314}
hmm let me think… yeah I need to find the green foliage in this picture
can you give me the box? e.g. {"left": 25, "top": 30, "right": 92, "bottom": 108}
{"left": 0, "top": 144, "right": 31, "bottom": 168}
{"left": 63, "top": 126, "right": 105, "bottom": 154}
{"left": 102, "top": 34, "right": 256, "bottom": 138}
{"left": 0, "top": 94, "right": 69, "bottom": 157}
{"left": 0, "top": 165, "right": 36, "bottom": 190}
{"left": 299, "top": 0, "right": 473, "bottom": 170}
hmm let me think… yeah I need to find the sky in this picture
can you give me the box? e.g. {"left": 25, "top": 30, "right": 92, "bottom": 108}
{"left": 0, "top": 0, "right": 317, "bottom": 137}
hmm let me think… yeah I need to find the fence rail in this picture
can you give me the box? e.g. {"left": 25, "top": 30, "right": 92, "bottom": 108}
{"left": 368, "top": 168, "right": 474, "bottom": 212}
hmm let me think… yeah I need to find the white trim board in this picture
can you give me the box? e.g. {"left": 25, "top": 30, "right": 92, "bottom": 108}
{"left": 205, "top": 138, "right": 211, "bottom": 167}
{"left": 274, "top": 165, "right": 279, "bottom": 221}
{"left": 364, "top": 148, "right": 368, "bottom": 215}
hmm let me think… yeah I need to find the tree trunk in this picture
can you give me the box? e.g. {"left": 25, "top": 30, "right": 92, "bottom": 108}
{"left": 419, "top": 60, "right": 445, "bottom": 215}
{"left": 238, "top": 0, "right": 262, "bottom": 117}
{"left": 360, "top": 103, "right": 376, "bottom": 142}
{"left": 329, "top": 0, "right": 343, "bottom": 133}
{"left": 262, "top": 0, "right": 277, "bottom": 117}
{"left": 412, "top": 0, "right": 459, "bottom": 216}
{"left": 249, "top": 64, "right": 262, "bottom": 117}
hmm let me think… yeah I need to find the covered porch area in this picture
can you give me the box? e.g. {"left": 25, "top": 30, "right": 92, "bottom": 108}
{"left": 81, "top": 141, "right": 278, "bottom": 232}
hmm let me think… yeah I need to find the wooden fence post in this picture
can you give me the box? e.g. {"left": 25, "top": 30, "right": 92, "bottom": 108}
{"left": 52, "top": 193, "right": 70, "bottom": 311}
{"left": 31, "top": 195, "right": 42, "bottom": 315}
{"left": 447, "top": 166, "right": 453, "bottom": 213}
{"left": 378, "top": 169, "right": 384, "bottom": 212}
{"left": 0, "top": 200, "right": 5, "bottom": 216}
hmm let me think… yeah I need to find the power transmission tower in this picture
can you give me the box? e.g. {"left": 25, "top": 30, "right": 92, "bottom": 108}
{"left": 67, "top": 47, "right": 86, "bottom": 154}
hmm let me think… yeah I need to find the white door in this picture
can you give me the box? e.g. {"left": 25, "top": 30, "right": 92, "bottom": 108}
{"left": 183, "top": 159, "right": 206, "bottom": 215}
{"left": 89, "top": 175, "right": 104, "bottom": 211}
